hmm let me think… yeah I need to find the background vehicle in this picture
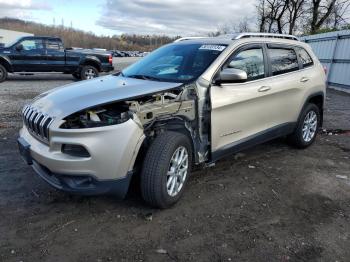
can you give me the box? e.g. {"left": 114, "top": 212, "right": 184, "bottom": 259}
{"left": 0, "top": 36, "right": 114, "bottom": 82}
{"left": 18, "top": 33, "right": 326, "bottom": 208}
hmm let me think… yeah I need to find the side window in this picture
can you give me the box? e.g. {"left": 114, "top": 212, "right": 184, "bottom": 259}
{"left": 297, "top": 47, "right": 314, "bottom": 68}
{"left": 20, "top": 39, "right": 44, "bottom": 51}
{"left": 269, "top": 48, "right": 299, "bottom": 76}
{"left": 228, "top": 48, "right": 265, "bottom": 81}
{"left": 46, "top": 40, "right": 64, "bottom": 51}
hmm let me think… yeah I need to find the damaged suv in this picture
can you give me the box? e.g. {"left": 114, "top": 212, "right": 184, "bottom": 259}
{"left": 18, "top": 33, "right": 326, "bottom": 208}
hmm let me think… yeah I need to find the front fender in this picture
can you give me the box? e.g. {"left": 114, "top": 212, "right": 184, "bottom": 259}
{"left": 0, "top": 55, "right": 13, "bottom": 72}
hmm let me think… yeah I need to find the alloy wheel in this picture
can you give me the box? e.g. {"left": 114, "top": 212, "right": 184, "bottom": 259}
{"left": 166, "top": 146, "right": 189, "bottom": 197}
{"left": 302, "top": 110, "right": 318, "bottom": 142}
{"left": 85, "top": 68, "right": 96, "bottom": 79}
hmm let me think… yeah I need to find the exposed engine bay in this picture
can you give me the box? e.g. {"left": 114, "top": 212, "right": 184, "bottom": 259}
{"left": 60, "top": 84, "right": 210, "bottom": 163}
{"left": 60, "top": 86, "right": 197, "bottom": 129}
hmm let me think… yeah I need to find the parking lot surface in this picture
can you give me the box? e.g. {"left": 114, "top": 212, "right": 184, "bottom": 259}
{"left": 0, "top": 57, "right": 349, "bottom": 262}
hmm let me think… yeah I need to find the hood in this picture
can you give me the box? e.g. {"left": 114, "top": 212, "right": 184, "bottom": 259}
{"left": 0, "top": 47, "right": 9, "bottom": 52}
{"left": 30, "top": 75, "right": 182, "bottom": 119}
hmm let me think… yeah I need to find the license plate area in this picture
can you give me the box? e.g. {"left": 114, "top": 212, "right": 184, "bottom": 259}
{"left": 17, "top": 137, "right": 32, "bottom": 165}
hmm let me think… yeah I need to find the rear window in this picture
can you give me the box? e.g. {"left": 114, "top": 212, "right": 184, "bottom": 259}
{"left": 269, "top": 48, "right": 299, "bottom": 76}
{"left": 46, "top": 39, "right": 64, "bottom": 50}
{"left": 297, "top": 47, "right": 314, "bottom": 68}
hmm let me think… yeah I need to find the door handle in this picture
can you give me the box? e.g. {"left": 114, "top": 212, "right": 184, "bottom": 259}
{"left": 258, "top": 86, "right": 271, "bottom": 92}
{"left": 300, "top": 77, "right": 309, "bottom": 83}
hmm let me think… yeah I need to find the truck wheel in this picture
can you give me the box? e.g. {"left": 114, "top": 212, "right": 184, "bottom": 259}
{"left": 0, "top": 64, "right": 8, "bottom": 83}
{"left": 287, "top": 103, "right": 320, "bottom": 148}
{"left": 80, "top": 65, "right": 98, "bottom": 80}
{"left": 72, "top": 72, "right": 80, "bottom": 80}
{"left": 141, "top": 131, "right": 193, "bottom": 208}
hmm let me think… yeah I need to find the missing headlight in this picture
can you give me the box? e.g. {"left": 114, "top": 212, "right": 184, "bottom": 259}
{"left": 60, "top": 102, "right": 131, "bottom": 129}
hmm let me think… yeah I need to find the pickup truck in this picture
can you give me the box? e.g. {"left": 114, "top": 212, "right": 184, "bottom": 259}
{"left": 0, "top": 36, "right": 114, "bottom": 82}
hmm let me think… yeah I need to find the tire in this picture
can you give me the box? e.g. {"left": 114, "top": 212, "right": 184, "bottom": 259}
{"left": 141, "top": 131, "right": 193, "bottom": 208}
{"left": 72, "top": 72, "right": 80, "bottom": 80}
{"left": 288, "top": 103, "right": 320, "bottom": 148}
{"left": 0, "top": 64, "right": 8, "bottom": 83}
{"left": 80, "top": 65, "right": 98, "bottom": 80}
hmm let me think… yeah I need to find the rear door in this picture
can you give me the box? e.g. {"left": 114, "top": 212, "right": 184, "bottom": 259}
{"left": 11, "top": 38, "right": 46, "bottom": 71}
{"left": 44, "top": 39, "right": 66, "bottom": 72}
{"left": 264, "top": 44, "right": 306, "bottom": 124}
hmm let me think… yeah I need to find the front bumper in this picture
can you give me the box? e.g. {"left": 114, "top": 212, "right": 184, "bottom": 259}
{"left": 31, "top": 159, "right": 133, "bottom": 197}
{"left": 18, "top": 118, "right": 145, "bottom": 197}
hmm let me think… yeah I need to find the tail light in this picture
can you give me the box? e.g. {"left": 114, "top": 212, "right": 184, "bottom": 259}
{"left": 108, "top": 54, "right": 113, "bottom": 64}
{"left": 323, "top": 66, "right": 327, "bottom": 75}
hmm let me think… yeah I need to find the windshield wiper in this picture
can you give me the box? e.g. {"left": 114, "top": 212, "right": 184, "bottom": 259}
{"left": 126, "top": 74, "right": 162, "bottom": 81}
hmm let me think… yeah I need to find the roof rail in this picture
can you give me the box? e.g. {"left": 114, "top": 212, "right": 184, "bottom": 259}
{"left": 229, "top": 33, "right": 299, "bottom": 41}
{"left": 174, "top": 36, "right": 207, "bottom": 42}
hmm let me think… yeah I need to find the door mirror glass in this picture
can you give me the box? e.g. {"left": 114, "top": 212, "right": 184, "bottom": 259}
{"left": 15, "top": 44, "right": 23, "bottom": 51}
{"left": 218, "top": 68, "right": 247, "bottom": 84}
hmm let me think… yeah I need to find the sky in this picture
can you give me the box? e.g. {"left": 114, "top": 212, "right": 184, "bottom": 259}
{"left": 0, "top": 0, "right": 257, "bottom": 36}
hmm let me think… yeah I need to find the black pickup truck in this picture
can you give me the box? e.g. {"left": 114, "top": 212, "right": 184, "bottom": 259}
{"left": 0, "top": 36, "right": 114, "bottom": 82}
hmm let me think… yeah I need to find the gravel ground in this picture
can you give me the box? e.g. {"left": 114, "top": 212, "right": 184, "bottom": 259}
{"left": 0, "top": 57, "right": 349, "bottom": 262}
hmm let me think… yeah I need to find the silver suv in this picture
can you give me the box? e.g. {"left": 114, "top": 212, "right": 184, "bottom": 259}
{"left": 18, "top": 33, "right": 326, "bottom": 208}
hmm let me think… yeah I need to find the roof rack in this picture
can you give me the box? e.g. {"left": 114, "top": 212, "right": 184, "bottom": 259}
{"left": 173, "top": 33, "right": 299, "bottom": 43}
{"left": 226, "top": 33, "right": 299, "bottom": 41}
{"left": 174, "top": 36, "right": 207, "bottom": 42}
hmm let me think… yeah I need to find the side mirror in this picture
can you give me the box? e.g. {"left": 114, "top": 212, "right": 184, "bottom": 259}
{"left": 217, "top": 68, "right": 247, "bottom": 84}
{"left": 15, "top": 44, "right": 23, "bottom": 51}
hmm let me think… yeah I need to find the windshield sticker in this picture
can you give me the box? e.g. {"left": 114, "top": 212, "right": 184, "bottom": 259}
{"left": 199, "top": 45, "right": 226, "bottom": 51}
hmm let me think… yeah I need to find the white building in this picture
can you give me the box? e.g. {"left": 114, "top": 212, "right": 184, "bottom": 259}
{"left": 0, "top": 28, "right": 34, "bottom": 45}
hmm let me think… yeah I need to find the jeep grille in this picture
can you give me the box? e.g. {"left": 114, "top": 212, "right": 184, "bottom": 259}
{"left": 22, "top": 105, "right": 54, "bottom": 143}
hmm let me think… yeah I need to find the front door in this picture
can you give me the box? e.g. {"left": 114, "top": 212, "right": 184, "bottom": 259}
{"left": 11, "top": 38, "right": 46, "bottom": 72}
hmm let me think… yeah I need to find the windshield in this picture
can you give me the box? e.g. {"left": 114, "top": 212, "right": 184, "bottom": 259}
{"left": 122, "top": 43, "right": 227, "bottom": 83}
{"left": 4, "top": 38, "right": 20, "bottom": 48}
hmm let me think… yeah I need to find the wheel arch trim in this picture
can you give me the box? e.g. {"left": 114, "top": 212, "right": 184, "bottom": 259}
{"left": 0, "top": 55, "right": 13, "bottom": 72}
{"left": 300, "top": 91, "right": 325, "bottom": 127}
{"left": 79, "top": 56, "right": 102, "bottom": 71}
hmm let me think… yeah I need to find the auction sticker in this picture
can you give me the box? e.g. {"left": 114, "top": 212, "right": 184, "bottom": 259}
{"left": 199, "top": 45, "right": 226, "bottom": 51}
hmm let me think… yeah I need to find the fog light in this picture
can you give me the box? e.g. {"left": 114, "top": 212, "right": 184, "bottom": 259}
{"left": 62, "top": 144, "right": 90, "bottom": 157}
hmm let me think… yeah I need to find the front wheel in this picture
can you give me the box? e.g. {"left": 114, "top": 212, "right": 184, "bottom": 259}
{"left": 141, "top": 131, "right": 193, "bottom": 208}
{"left": 0, "top": 64, "right": 8, "bottom": 83}
{"left": 288, "top": 103, "right": 320, "bottom": 148}
{"left": 80, "top": 65, "right": 98, "bottom": 80}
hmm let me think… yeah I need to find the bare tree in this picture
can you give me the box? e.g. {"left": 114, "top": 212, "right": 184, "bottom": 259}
{"left": 310, "top": 0, "right": 337, "bottom": 33}
{"left": 328, "top": 0, "right": 350, "bottom": 29}
{"left": 212, "top": 17, "right": 252, "bottom": 36}
{"left": 287, "top": 0, "right": 306, "bottom": 34}
{"left": 238, "top": 17, "right": 252, "bottom": 32}
{"left": 257, "top": 0, "right": 349, "bottom": 35}
{"left": 257, "top": 0, "right": 291, "bottom": 33}
{"left": 257, "top": 0, "right": 267, "bottom": 32}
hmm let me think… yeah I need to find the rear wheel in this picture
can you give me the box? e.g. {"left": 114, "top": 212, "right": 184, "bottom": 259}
{"left": 80, "top": 65, "right": 98, "bottom": 80}
{"left": 288, "top": 103, "right": 320, "bottom": 148}
{"left": 141, "top": 131, "right": 192, "bottom": 208}
{"left": 0, "top": 64, "right": 8, "bottom": 83}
